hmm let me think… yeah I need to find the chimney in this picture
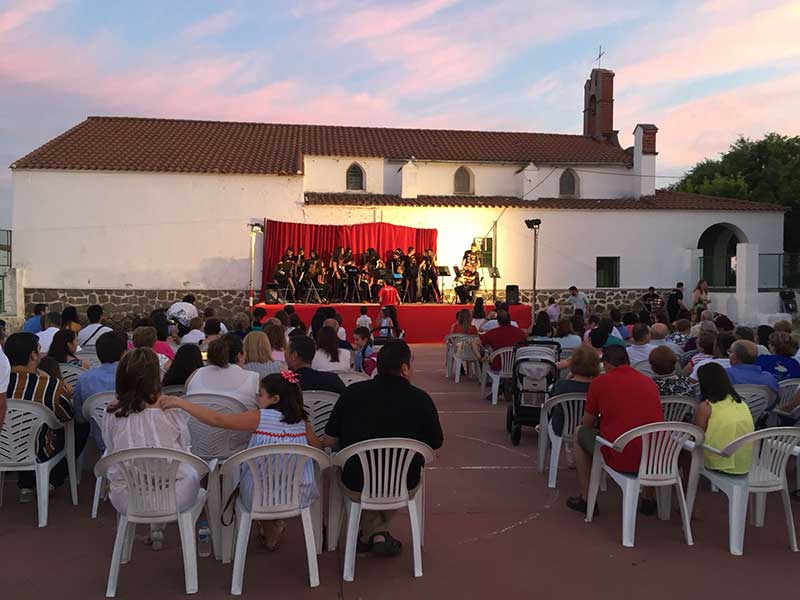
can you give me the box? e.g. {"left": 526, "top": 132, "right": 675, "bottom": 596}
{"left": 633, "top": 124, "right": 658, "bottom": 198}
{"left": 401, "top": 158, "right": 419, "bottom": 199}
{"left": 583, "top": 69, "right": 618, "bottom": 145}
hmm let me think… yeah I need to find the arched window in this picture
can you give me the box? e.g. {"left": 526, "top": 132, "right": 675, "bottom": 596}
{"left": 559, "top": 169, "right": 578, "bottom": 197}
{"left": 454, "top": 166, "right": 473, "bottom": 194}
{"left": 346, "top": 163, "right": 365, "bottom": 191}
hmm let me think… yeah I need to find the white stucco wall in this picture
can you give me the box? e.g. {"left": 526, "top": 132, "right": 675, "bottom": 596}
{"left": 302, "top": 156, "right": 384, "bottom": 194}
{"left": 12, "top": 169, "right": 303, "bottom": 289}
{"left": 522, "top": 164, "right": 637, "bottom": 199}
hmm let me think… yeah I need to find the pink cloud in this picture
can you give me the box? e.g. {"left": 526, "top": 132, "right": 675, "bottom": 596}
{"left": 0, "top": 0, "right": 59, "bottom": 34}
{"left": 334, "top": 0, "right": 457, "bottom": 44}
{"left": 182, "top": 10, "right": 239, "bottom": 40}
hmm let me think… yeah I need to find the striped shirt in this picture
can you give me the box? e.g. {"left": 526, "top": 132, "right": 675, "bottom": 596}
{"left": 7, "top": 369, "right": 74, "bottom": 460}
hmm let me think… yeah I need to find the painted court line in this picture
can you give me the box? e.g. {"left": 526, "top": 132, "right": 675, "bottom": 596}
{"left": 429, "top": 465, "right": 536, "bottom": 471}
{"left": 438, "top": 410, "right": 497, "bottom": 414}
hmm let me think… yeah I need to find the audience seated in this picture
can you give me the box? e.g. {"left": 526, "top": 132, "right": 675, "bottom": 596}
{"left": 683, "top": 332, "right": 717, "bottom": 376}
{"left": 352, "top": 327, "right": 376, "bottom": 374}
{"left": 265, "top": 324, "right": 287, "bottom": 362}
{"left": 102, "top": 348, "right": 199, "bottom": 548}
{"left": 203, "top": 307, "right": 228, "bottom": 334}
{"left": 242, "top": 330, "right": 285, "bottom": 378}
{"left": 649, "top": 346, "right": 693, "bottom": 396}
{"left": 167, "top": 294, "right": 199, "bottom": 337}
{"left": 312, "top": 326, "right": 351, "bottom": 371}
{"left": 149, "top": 310, "right": 178, "bottom": 356}
{"left": 582, "top": 314, "right": 600, "bottom": 342}
{"left": 251, "top": 307, "right": 268, "bottom": 331}
{"left": 734, "top": 325, "right": 769, "bottom": 356}
{"left": 133, "top": 326, "right": 171, "bottom": 372}
{"left": 609, "top": 308, "right": 630, "bottom": 341}
{"left": 289, "top": 312, "right": 307, "bottom": 335}
{"left": 76, "top": 304, "right": 112, "bottom": 347}
{"left": 162, "top": 371, "right": 321, "bottom": 550}
{"left": 530, "top": 311, "right": 552, "bottom": 339}
{"left": 323, "top": 340, "right": 443, "bottom": 558}
{"left": 179, "top": 317, "right": 206, "bottom": 346}
{"left": 285, "top": 335, "right": 346, "bottom": 394}
{"left": 450, "top": 309, "right": 478, "bottom": 335}
{"left": 689, "top": 332, "right": 734, "bottom": 381}
{"left": 479, "top": 302, "right": 518, "bottom": 332}
{"left": 757, "top": 331, "right": 800, "bottom": 382}
{"left": 549, "top": 345, "right": 600, "bottom": 437}
{"left": 161, "top": 344, "right": 204, "bottom": 387}
{"left": 37, "top": 312, "right": 62, "bottom": 354}
{"left": 567, "top": 345, "right": 664, "bottom": 515}
{"left": 552, "top": 318, "right": 582, "bottom": 351}
{"left": 725, "top": 340, "right": 779, "bottom": 395}
{"left": 570, "top": 314, "right": 586, "bottom": 340}
{"left": 61, "top": 306, "right": 82, "bottom": 334}
{"left": 324, "top": 317, "right": 353, "bottom": 350}
{"left": 471, "top": 298, "right": 487, "bottom": 331}
{"left": 185, "top": 334, "right": 260, "bottom": 409}
{"left": 690, "top": 310, "right": 715, "bottom": 338}
{"left": 477, "top": 310, "right": 526, "bottom": 370}
{"left": 5, "top": 332, "right": 90, "bottom": 503}
{"left": 649, "top": 323, "right": 682, "bottom": 355}
{"left": 694, "top": 362, "right": 753, "bottom": 474}
{"left": 47, "top": 329, "right": 89, "bottom": 369}
{"left": 666, "top": 319, "right": 691, "bottom": 350}
{"left": 23, "top": 303, "right": 47, "bottom": 334}
{"left": 230, "top": 312, "right": 252, "bottom": 339}
{"left": 756, "top": 324, "right": 774, "bottom": 352}
{"left": 201, "top": 318, "right": 223, "bottom": 346}
{"left": 626, "top": 323, "right": 657, "bottom": 364}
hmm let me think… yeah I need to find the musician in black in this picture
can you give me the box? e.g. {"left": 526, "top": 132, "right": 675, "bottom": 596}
{"left": 420, "top": 249, "right": 440, "bottom": 303}
{"left": 274, "top": 259, "right": 297, "bottom": 301}
{"left": 404, "top": 246, "right": 419, "bottom": 302}
{"left": 454, "top": 267, "right": 479, "bottom": 304}
{"left": 462, "top": 242, "right": 481, "bottom": 271}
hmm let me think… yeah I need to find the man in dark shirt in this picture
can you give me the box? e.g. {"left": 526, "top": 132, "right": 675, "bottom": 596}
{"left": 285, "top": 335, "right": 346, "bottom": 395}
{"left": 666, "top": 282, "right": 684, "bottom": 323}
{"left": 324, "top": 340, "right": 443, "bottom": 557}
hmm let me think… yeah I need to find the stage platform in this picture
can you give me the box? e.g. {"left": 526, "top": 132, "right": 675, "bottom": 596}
{"left": 261, "top": 303, "right": 533, "bottom": 343}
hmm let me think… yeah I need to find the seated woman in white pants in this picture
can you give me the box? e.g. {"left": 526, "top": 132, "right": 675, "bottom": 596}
{"left": 102, "top": 347, "right": 200, "bottom": 549}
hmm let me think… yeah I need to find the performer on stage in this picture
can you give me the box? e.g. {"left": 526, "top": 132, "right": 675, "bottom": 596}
{"left": 274, "top": 259, "right": 297, "bottom": 301}
{"left": 378, "top": 278, "right": 401, "bottom": 307}
{"left": 404, "top": 246, "right": 419, "bottom": 302}
{"left": 462, "top": 241, "right": 481, "bottom": 271}
{"left": 420, "top": 248, "right": 440, "bottom": 303}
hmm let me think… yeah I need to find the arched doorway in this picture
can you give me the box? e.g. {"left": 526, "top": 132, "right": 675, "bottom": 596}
{"left": 697, "top": 223, "right": 748, "bottom": 287}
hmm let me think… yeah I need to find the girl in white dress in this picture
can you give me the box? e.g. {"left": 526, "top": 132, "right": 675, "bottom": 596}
{"left": 102, "top": 347, "right": 200, "bottom": 550}
{"left": 162, "top": 371, "right": 321, "bottom": 550}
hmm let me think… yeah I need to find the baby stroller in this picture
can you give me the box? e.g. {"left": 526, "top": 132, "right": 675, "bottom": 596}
{"left": 507, "top": 340, "right": 560, "bottom": 446}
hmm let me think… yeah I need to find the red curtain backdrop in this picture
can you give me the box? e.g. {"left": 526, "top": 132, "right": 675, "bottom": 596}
{"left": 262, "top": 219, "right": 438, "bottom": 287}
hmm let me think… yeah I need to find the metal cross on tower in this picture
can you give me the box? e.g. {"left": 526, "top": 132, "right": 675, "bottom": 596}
{"left": 596, "top": 45, "right": 605, "bottom": 68}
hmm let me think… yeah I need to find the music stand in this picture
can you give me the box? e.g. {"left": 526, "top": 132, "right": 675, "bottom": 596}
{"left": 487, "top": 266, "right": 501, "bottom": 278}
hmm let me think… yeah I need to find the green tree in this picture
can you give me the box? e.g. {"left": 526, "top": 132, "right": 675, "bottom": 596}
{"left": 666, "top": 133, "right": 800, "bottom": 251}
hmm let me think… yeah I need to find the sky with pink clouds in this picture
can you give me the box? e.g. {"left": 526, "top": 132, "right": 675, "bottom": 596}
{"left": 1, "top": 0, "right": 799, "bottom": 217}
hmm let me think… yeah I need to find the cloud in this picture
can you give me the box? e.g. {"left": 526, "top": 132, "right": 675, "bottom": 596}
{"left": 182, "top": 10, "right": 239, "bottom": 41}
{"left": 334, "top": 0, "right": 457, "bottom": 44}
{"left": 0, "top": 0, "right": 59, "bottom": 34}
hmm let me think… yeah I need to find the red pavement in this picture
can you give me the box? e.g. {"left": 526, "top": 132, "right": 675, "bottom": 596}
{"left": 2, "top": 344, "right": 799, "bottom": 599}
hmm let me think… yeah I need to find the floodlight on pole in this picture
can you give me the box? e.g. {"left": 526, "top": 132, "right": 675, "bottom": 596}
{"left": 247, "top": 222, "right": 265, "bottom": 307}
{"left": 524, "top": 219, "right": 542, "bottom": 325}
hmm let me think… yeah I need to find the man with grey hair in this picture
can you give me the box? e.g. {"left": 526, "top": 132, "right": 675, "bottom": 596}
{"left": 734, "top": 325, "right": 770, "bottom": 355}
{"left": 725, "top": 340, "right": 778, "bottom": 394}
{"left": 690, "top": 310, "right": 715, "bottom": 338}
{"left": 626, "top": 323, "right": 657, "bottom": 364}
{"left": 650, "top": 323, "right": 683, "bottom": 355}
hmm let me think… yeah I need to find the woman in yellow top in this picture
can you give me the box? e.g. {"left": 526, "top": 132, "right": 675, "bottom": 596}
{"left": 695, "top": 362, "right": 754, "bottom": 474}
{"left": 61, "top": 306, "right": 82, "bottom": 334}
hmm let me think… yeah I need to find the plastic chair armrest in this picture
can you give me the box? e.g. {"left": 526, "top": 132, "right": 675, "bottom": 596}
{"left": 595, "top": 436, "right": 614, "bottom": 449}
{"left": 701, "top": 443, "right": 725, "bottom": 456}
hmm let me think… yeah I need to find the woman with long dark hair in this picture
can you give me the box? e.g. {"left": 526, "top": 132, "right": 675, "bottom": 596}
{"left": 47, "top": 329, "right": 88, "bottom": 368}
{"left": 162, "top": 344, "right": 204, "bottom": 387}
{"left": 695, "top": 362, "right": 753, "bottom": 474}
{"left": 312, "top": 326, "right": 350, "bottom": 371}
{"left": 61, "top": 306, "right": 82, "bottom": 334}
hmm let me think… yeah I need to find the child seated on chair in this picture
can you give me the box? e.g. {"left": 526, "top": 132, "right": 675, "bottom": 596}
{"left": 102, "top": 347, "right": 200, "bottom": 551}
{"left": 161, "top": 371, "right": 321, "bottom": 551}
{"left": 352, "top": 327, "right": 376, "bottom": 374}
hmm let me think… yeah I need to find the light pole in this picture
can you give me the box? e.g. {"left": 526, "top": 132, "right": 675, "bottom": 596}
{"left": 247, "top": 222, "right": 265, "bottom": 307}
{"left": 524, "top": 218, "right": 541, "bottom": 325}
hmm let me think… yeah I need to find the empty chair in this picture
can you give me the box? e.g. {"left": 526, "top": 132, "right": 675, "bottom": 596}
{"left": 778, "top": 378, "right": 800, "bottom": 406}
{"left": 221, "top": 444, "right": 331, "bottom": 593}
{"left": 0, "top": 400, "right": 78, "bottom": 527}
{"left": 59, "top": 362, "right": 87, "bottom": 388}
{"left": 303, "top": 390, "right": 339, "bottom": 439}
{"left": 537, "top": 393, "right": 586, "bottom": 488}
{"left": 334, "top": 371, "right": 371, "bottom": 387}
{"left": 660, "top": 396, "right": 697, "bottom": 422}
{"left": 94, "top": 448, "right": 209, "bottom": 597}
{"left": 479, "top": 347, "right": 515, "bottom": 405}
{"left": 451, "top": 336, "right": 481, "bottom": 383}
{"left": 733, "top": 384, "right": 777, "bottom": 422}
{"left": 687, "top": 427, "right": 800, "bottom": 556}
{"left": 444, "top": 334, "right": 470, "bottom": 379}
{"left": 330, "top": 438, "right": 435, "bottom": 581}
{"left": 83, "top": 391, "right": 117, "bottom": 518}
{"left": 586, "top": 422, "right": 705, "bottom": 548}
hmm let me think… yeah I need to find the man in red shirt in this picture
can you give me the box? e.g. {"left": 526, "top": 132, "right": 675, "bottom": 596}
{"left": 378, "top": 281, "right": 401, "bottom": 307}
{"left": 477, "top": 310, "right": 527, "bottom": 370}
{"left": 567, "top": 345, "right": 664, "bottom": 515}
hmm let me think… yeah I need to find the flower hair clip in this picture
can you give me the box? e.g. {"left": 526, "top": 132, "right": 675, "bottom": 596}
{"left": 280, "top": 370, "right": 300, "bottom": 384}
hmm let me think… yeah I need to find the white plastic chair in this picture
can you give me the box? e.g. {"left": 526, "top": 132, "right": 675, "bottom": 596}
{"left": 537, "top": 393, "right": 586, "bottom": 488}
{"left": 632, "top": 360, "right": 656, "bottom": 378}
{"left": 334, "top": 371, "right": 371, "bottom": 386}
{"left": 585, "top": 422, "right": 705, "bottom": 548}
{"left": 778, "top": 378, "right": 800, "bottom": 406}
{"left": 660, "top": 396, "right": 697, "bottom": 422}
{"left": 302, "top": 390, "right": 340, "bottom": 439}
{"left": 444, "top": 334, "right": 470, "bottom": 379}
{"left": 329, "top": 438, "right": 435, "bottom": 581}
{"left": 59, "top": 362, "right": 87, "bottom": 387}
{"left": 451, "top": 336, "right": 481, "bottom": 383}
{"left": 0, "top": 400, "right": 78, "bottom": 527}
{"left": 686, "top": 427, "right": 800, "bottom": 556}
{"left": 161, "top": 385, "right": 187, "bottom": 396}
{"left": 83, "top": 391, "right": 117, "bottom": 518}
{"left": 734, "top": 384, "right": 777, "bottom": 421}
{"left": 479, "top": 347, "right": 515, "bottom": 405}
{"left": 221, "top": 444, "right": 331, "bottom": 593}
{"left": 183, "top": 393, "right": 249, "bottom": 562}
{"left": 94, "top": 448, "right": 210, "bottom": 597}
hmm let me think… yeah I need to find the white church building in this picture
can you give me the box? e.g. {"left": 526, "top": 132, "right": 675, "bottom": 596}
{"left": 6, "top": 68, "right": 786, "bottom": 323}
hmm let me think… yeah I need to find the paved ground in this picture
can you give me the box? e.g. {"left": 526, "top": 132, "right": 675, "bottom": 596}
{"left": 2, "top": 343, "right": 799, "bottom": 599}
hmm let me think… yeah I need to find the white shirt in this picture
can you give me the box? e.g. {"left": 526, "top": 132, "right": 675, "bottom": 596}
{"left": 566, "top": 292, "right": 589, "bottom": 312}
{"left": 186, "top": 364, "right": 260, "bottom": 410}
{"left": 167, "top": 301, "right": 199, "bottom": 327}
{"left": 312, "top": 348, "right": 351, "bottom": 372}
{"left": 77, "top": 323, "right": 112, "bottom": 347}
{"left": 690, "top": 357, "right": 731, "bottom": 381}
{"left": 356, "top": 315, "right": 372, "bottom": 330}
{"left": 37, "top": 327, "right": 60, "bottom": 354}
{"left": 552, "top": 334, "right": 582, "bottom": 350}
{"left": 180, "top": 329, "right": 205, "bottom": 345}
{"left": 626, "top": 343, "right": 658, "bottom": 365}
{"left": 480, "top": 319, "right": 519, "bottom": 332}
{"left": 650, "top": 338, "right": 684, "bottom": 356}
{"left": 337, "top": 326, "right": 347, "bottom": 342}
{"left": 0, "top": 346, "right": 10, "bottom": 394}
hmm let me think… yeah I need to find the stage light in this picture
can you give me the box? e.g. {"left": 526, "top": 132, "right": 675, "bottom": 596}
{"left": 525, "top": 218, "right": 542, "bottom": 229}
{"left": 524, "top": 218, "right": 542, "bottom": 323}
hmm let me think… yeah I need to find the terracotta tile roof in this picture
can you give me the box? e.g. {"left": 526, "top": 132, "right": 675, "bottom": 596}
{"left": 304, "top": 190, "right": 785, "bottom": 211}
{"left": 11, "top": 116, "right": 633, "bottom": 175}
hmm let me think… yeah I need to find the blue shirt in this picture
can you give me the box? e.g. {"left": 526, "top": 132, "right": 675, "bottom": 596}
{"left": 756, "top": 355, "right": 800, "bottom": 383}
{"left": 725, "top": 363, "right": 779, "bottom": 395}
{"left": 22, "top": 315, "right": 43, "bottom": 334}
{"left": 73, "top": 362, "right": 118, "bottom": 450}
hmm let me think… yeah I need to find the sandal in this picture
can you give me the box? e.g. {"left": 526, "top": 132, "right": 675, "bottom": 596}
{"left": 367, "top": 531, "right": 402, "bottom": 557}
{"left": 256, "top": 521, "right": 287, "bottom": 552}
